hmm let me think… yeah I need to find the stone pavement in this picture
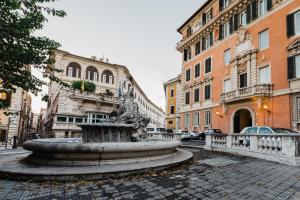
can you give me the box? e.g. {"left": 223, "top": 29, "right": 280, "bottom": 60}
{"left": 1, "top": 148, "right": 300, "bottom": 200}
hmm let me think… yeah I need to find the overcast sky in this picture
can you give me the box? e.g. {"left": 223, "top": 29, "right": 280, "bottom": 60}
{"left": 32, "top": 0, "right": 205, "bottom": 113}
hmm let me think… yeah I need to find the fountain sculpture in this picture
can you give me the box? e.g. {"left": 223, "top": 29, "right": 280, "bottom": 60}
{"left": 0, "top": 78, "right": 192, "bottom": 181}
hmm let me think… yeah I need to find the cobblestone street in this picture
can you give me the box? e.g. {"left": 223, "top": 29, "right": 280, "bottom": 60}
{"left": 1, "top": 148, "right": 300, "bottom": 200}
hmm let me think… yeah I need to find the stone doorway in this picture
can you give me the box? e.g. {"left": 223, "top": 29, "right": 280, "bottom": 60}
{"left": 233, "top": 109, "right": 253, "bottom": 133}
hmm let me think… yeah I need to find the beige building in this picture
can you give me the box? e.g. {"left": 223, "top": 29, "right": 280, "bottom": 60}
{"left": 46, "top": 50, "right": 164, "bottom": 138}
{"left": 0, "top": 89, "right": 32, "bottom": 144}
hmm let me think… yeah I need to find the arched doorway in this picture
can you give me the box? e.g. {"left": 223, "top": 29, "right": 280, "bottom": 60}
{"left": 233, "top": 109, "right": 253, "bottom": 133}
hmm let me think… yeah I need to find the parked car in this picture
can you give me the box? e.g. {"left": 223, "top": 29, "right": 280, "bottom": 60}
{"left": 198, "top": 129, "right": 224, "bottom": 140}
{"left": 146, "top": 127, "right": 166, "bottom": 134}
{"left": 239, "top": 126, "right": 299, "bottom": 146}
{"left": 180, "top": 130, "right": 191, "bottom": 140}
{"left": 190, "top": 131, "right": 200, "bottom": 140}
{"left": 241, "top": 126, "right": 299, "bottom": 135}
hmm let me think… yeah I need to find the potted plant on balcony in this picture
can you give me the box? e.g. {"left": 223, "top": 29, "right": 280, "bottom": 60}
{"left": 104, "top": 89, "right": 114, "bottom": 97}
{"left": 72, "top": 81, "right": 96, "bottom": 93}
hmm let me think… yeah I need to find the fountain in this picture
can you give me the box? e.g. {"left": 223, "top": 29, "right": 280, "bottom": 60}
{"left": 0, "top": 78, "right": 192, "bottom": 181}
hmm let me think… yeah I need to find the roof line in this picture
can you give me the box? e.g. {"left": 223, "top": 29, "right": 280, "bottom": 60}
{"left": 177, "top": 0, "right": 212, "bottom": 33}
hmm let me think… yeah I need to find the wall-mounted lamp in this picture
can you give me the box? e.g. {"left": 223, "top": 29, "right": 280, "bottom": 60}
{"left": 216, "top": 111, "right": 223, "bottom": 118}
{"left": 263, "top": 105, "right": 271, "bottom": 112}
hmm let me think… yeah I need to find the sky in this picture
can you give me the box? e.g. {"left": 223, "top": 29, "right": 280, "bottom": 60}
{"left": 31, "top": 0, "right": 205, "bottom": 113}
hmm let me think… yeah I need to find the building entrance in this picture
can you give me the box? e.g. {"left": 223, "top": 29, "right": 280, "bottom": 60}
{"left": 233, "top": 109, "right": 252, "bottom": 133}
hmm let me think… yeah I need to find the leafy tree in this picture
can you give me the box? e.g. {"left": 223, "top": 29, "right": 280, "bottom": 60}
{"left": 72, "top": 81, "right": 96, "bottom": 93}
{"left": 0, "top": 0, "right": 68, "bottom": 109}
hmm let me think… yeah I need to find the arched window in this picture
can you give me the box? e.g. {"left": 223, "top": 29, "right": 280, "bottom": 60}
{"left": 86, "top": 66, "right": 98, "bottom": 81}
{"left": 101, "top": 70, "right": 114, "bottom": 84}
{"left": 66, "top": 62, "right": 81, "bottom": 78}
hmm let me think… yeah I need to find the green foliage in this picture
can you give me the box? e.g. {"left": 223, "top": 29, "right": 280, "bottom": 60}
{"left": 72, "top": 81, "right": 96, "bottom": 93}
{"left": 41, "top": 94, "right": 49, "bottom": 102}
{"left": 105, "top": 89, "right": 114, "bottom": 96}
{"left": 0, "top": 0, "right": 68, "bottom": 109}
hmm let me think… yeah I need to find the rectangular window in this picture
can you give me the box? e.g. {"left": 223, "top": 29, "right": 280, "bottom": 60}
{"left": 224, "top": 79, "right": 231, "bottom": 93}
{"left": 296, "top": 55, "right": 300, "bottom": 78}
{"left": 170, "top": 89, "right": 174, "bottom": 97}
{"left": 193, "top": 112, "right": 200, "bottom": 127}
{"left": 57, "top": 117, "right": 67, "bottom": 122}
{"left": 205, "top": 111, "right": 211, "bottom": 126}
{"left": 223, "top": 0, "right": 230, "bottom": 8}
{"left": 296, "top": 11, "right": 300, "bottom": 35}
{"left": 240, "top": 73, "right": 248, "bottom": 88}
{"left": 224, "top": 49, "right": 231, "bottom": 65}
{"left": 185, "top": 92, "right": 190, "bottom": 105}
{"left": 205, "top": 85, "right": 211, "bottom": 100}
{"left": 76, "top": 68, "right": 80, "bottom": 78}
{"left": 195, "top": 64, "right": 200, "bottom": 78}
{"left": 185, "top": 113, "right": 190, "bottom": 128}
{"left": 258, "top": 0, "right": 268, "bottom": 17}
{"left": 205, "top": 57, "right": 212, "bottom": 74}
{"left": 206, "top": 35, "right": 211, "bottom": 49}
{"left": 259, "top": 65, "right": 271, "bottom": 84}
{"left": 240, "top": 10, "right": 247, "bottom": 26}
{"left": 223, "top": 22, "right": 230, "bottom": 38}
{"left": 68, "top": 117, "right": 74, "bottom": 123}
{"left": 75, "top": 118, "right": 83, "bottom": 123}
{"left": 93, "top": 72, "right": 98, "bottom": 82}
{"left": 186, "top": 69, "right": 191, "bottom": 82}
{"left": 195, "top": 41, "right": 201, "bottom": 55}
{"left": 194, "top": 88, "right": 200, "bottom": 103}
{"left": 259, "top": 29, "right": 269, "bottom": 50}
{"left": 170, "top": 105, "right": 175, "bottom": 114}
{"left": 68, "top": 67, "right": 73, "bottom": 77}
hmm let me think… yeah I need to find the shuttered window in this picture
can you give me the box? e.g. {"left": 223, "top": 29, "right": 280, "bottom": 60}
{"left": 204, "top": 85, "right": 211, "bottom": 100}
{"left": 287, "top": 55, "right": 300, "bottom": 79}
{"left": 194, "top": 88, "right": 200, "bottom": 103}
{"left": 195, "top": 64, "right": 200, "bottom": 78}
{"left": 240, "top": 73, "right": 248, "bottom": 88}
{"left": 195, "top": 41, "right": 201, "bottom": 55}
{"left": 186, "top": 69, "right": 191, "bottom": 82}
{"left": 205, "top": 57, "right": 212, "bottom": 74}
{"left": 185, "top": 92, "right": 190, "bottom": 105}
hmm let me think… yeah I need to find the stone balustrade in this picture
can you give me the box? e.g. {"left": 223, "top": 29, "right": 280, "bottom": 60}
{"left": 220, "top": 84, "right": 273, "bottom": 103}
{"left": 69, "top": 90, "right": 119, "bottom": 104}
{"left": 205, "top": 133, "right": 300, "bottom": 166}
{"left": 147, "top": 133, "right": 181, "bottom": 141}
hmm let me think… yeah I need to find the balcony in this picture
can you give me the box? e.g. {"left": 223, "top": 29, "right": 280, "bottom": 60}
{"left": 220, "top": 84, "right": 273, "bottom": 103}
{"left": 69, "top": 90, "right": 119, "bottom": 105}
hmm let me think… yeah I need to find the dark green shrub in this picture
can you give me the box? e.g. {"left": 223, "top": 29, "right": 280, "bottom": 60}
{"left": 72, "top": 81, "right": 96, "bottom": 93}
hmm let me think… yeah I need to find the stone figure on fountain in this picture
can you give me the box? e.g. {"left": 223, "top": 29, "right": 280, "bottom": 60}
{"left": 109, "top": 77, "right": 150, "bottom": 140}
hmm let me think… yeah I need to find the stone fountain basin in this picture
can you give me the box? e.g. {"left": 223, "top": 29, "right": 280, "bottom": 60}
{"left": 23, "top": 138, "right": 182, "bottom": 166}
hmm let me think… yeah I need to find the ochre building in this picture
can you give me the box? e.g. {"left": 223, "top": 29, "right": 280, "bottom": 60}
{"left": 164, "top": 75, "right": 181, "bottom": 129}
{"left": 171, "top": 0, "right": 300, "bottom": 133}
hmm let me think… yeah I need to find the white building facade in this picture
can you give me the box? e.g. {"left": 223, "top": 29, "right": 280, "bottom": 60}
{"left": 46, "top": 50, "right": 164, "bottom": 138}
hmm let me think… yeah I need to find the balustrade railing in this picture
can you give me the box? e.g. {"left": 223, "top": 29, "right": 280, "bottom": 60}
{"left": 205, "top": 133, "right": 300, "bottom": 166}
{"left": 220, "top": 84, "right": 272, "bottom": 103}
{"left": 147, "top": 133, "right": 181, "bottom": 141}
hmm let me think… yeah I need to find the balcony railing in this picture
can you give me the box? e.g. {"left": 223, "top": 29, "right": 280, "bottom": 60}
{"left": 205, "top": 132, "right": 300, "bottom": 166}
{"left": 69, "top": 90, "right": 119, "bottom": 105}
{"left": 220, "top": 84, "right": 273, "bottom": 103}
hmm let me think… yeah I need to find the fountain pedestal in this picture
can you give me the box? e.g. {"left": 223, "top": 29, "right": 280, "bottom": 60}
{"left": 80, "top": 123, "right": 134, "bottom": 142}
